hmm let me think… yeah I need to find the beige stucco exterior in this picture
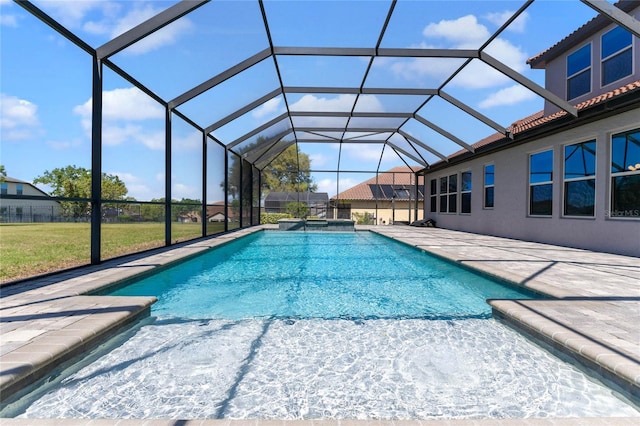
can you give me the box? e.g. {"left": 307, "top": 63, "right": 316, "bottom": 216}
{"left": 335, "top": 200, "right": 424, "bottom": 225}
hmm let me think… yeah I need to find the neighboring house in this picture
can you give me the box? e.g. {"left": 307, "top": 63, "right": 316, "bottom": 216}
{"left": 175, "top": 202, "right": 235, "bottom": 223}
{"left": 331, "top": 166, "right": 424, "bottom": 225}
{"left": 421, "top": 3, "right": 640, "bottom": 256}
{"left": 207, "top": 202, "right": 228, "bottom": 222}
{"left": 0, "top": 176, "right": 61, "bottom": 222}
{"left": 264, "top": 192, "right": 329, "bottom": 217}
{"left": 177, "top": 211, "right": 200, "bottom": 223}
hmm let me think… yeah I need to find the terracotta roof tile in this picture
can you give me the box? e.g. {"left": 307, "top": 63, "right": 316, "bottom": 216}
{"left": 442, "top": 80, "right": 640, "bottom": 164}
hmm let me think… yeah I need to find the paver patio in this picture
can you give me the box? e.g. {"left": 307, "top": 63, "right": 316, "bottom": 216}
{"left": 1, "top": 225, "right": 638, "bottom": 425}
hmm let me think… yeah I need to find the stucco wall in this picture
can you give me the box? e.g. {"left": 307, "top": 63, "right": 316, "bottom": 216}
{"left": 345, "top": 201, "right": 424, "bottom": 225}
{"left": 422, "top": 110, "right": 640, "bottom": 257}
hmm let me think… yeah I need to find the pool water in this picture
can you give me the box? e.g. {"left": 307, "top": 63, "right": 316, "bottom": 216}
{"left": 5, "top": 231, "right": 639, "bottom": 419}
{"left": 111, "top": 231, "right": 536, "bottom": 320}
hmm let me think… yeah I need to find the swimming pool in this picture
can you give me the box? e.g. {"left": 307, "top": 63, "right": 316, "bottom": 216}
{"left": 3, "top": 231, "right": 638, "bottom": 419}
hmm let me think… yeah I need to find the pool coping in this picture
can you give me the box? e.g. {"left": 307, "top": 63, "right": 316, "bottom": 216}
{"left": 1, "top": 225, "right": 639, "bottom": 420}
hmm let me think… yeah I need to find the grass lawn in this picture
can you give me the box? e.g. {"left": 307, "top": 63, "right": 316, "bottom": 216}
{"left": 0, "top": 222, "right": 226, "bottom": 284}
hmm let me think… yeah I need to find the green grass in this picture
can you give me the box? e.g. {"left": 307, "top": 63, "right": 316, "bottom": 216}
{"left": 0, "top": 222, "right": 226, "bottom": 283}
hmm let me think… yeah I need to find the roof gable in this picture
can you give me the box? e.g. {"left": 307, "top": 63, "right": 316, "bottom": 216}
{"left": 527, "top": 1, "right": 639, "bottom": 68}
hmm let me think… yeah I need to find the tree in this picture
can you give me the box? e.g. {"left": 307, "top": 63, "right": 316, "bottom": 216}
{"left": 285, "top": 201, "right": 310, "bottom": 218}
{"left": 0, "top": 165, "right": 6, "bottom": 183}
{"left": 140, "top": 197, "right": 203, "bottom": 222}
{"left": 226, "top": 139, "right": 317, "bottom": 201}
{"left": 33, "top": 165, "right": 128, "bottom": 219}
{"left": 262, "top": 145, "right": 317, "bottom": 193}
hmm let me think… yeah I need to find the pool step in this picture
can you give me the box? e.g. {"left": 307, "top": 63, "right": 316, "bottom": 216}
{"left": 0, "top": 295, "right": 156, "bottom": 401}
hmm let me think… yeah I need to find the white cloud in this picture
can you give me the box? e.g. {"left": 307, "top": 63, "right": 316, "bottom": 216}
{"left": 38, "top": 1, "right": 191, "bottom": 55}
{"left": 479, "top": 84, "right": 536, "bottom": 108}
{"left": 485, "top": 11, "right": 529, "bottom": 33}
{"left": 342, "top": 143, "right": 385, "bottom": 162}
{"left": 74, "top": 87, "right": 165, "bottom": 149}
{"left": 316, "top": 178, "right": 337, "bottom": 196}
{"left": 289, "top": 94, "right": 384, "bottom": 128}
{"left": 74, "top": 87, "right": 164, "bottom": 121}
{"left": 423, "top": 15, "right": 489, "bottom": 47}
{"left": 309, "top": 153, "right": 331, "bottom": 167}
{"left": 252, "top": 97, "right": 283, "bottom": 120}
{"left": 0, "top": 0, "right": 18, "bottom": 28}
{"left": 47, "top": 138, "right": 82, "bottom": 150}
{"left": 357, "top": 95, "right": 385, "bottom": 113}
{"left": 136, "top": 130, "right": 165, "bottom": 150}
{"left": 447, "top": 39, "right": 529, "bottom": 89}
{"left": 0, "top": 93, "right": 41, "bottom": 140}
{"left": 38, "top": 0, "right": 117, "bottom": 29}
{"left": 110, "top": 5, "right": 193, "bottom": 55}
{"left": 336, "top": 178, "right": 359, "bottom": 193}
{"left": 109, "top": 171, "right": 152, "bottom": 200}
{"left": 290, "top": 94, "right": 355, "bottom": 112}
{"left": 389, "top": 57, "right": 461, "bottom": 84}
{"left": 387, "top": 13, "right": 529, "bottom": 90}
{"left": 172, "top": 182, "right": 199, "bottom": 199}
{"left": 484, "top": 38, "right": 528, "bottom": 72}
{"left": 173, "top": 130, "right": 202, "bottom": 152}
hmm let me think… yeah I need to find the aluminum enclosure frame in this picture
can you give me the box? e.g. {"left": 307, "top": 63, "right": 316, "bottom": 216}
{"left": 11, "top": 0, "right": 638, "bottom": 264}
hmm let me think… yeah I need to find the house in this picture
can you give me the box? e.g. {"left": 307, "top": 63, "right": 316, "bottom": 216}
{"left": 0, "top": 176, "right": 61, "bottom": 222}
{"left": 331, "top": 166, "right": 424, "bottom": 225}
{"left": 264, "top": 192, "right": 329, "bottom": 217}
{"left": 174, "top": 202, "right": 236, "bottom": 223}
{"left": 207, "top": 202, "right": 228, "bottom": 222}
{"left": 420, "top": 3, "right": 640, "bottom": 257}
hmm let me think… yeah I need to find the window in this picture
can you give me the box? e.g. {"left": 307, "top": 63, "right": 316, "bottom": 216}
{"left": 0, "top": 183, "right": 7, "bottom": 195}
{"left": 602, "top": 26, "right": 632, "bottom": 87}
{"left": 567, "top": 44, "right": 591, "bottom": 100}
{"left": 439, "top": 174, "right": 457, "bottom": 213}
{"left": 16, "top": 183, "right": 23, "bottom": 196}
{"left": 461, "top": 171, "right": 471, "bottom": 214}
{"left": 610, "top": 128, "right": 640, "bottom": 218}
{"left": 484, "top": 164, "right": 494, "bottom": 209}
{"left": 529, "top": 150, "right": 553, "bottom": 216}
{"left": 564, "top": 141, "right": 596, "bottom": 216}
{"left": 429, "top": 179, "right": 437, "bottom": 213}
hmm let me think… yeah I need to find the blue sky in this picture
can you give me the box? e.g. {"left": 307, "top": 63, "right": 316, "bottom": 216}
{"left": 0, "top": 0, "right": 601, "bottom": 200}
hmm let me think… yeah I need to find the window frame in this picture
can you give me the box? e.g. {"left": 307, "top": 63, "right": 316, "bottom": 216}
{"left": 609, "top": 128, "right": 640, "bottom": 220}
{"left": 566, "top": 43, "right": 592, "bottom": 100}
{"left": 483, "top": 164, "right": 494, "bottom": 209}
{"left": 529, "top": 149, "right": 554, "bottom": 217}
{"left": 563, "top": 140, "right": 596, "bottom": 218}
{"left": 429, "top": 178, "right": 437, "bottom": 213}
{"left": 438, "top": 174, "right": 458, "bottom": 214}
{"left": 601, "top": 26, "right": 633, "bottom": 88}
{"left": 460, "top": 170, "right": 472, "bottom": 214}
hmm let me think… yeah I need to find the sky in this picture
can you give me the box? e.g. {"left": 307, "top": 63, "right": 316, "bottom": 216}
{"left": 0, "top": 0, "right": 603, "bottom": 200}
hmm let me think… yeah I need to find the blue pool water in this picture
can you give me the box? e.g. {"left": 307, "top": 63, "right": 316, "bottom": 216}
{"left": 6, "top": 231, "right": 639, "bottom": 419}
{"left": 110, "top": 231, "right": 535, "bottom": 320}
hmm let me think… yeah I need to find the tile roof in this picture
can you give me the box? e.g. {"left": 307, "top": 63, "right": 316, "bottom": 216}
{"left": 527, "top": 1, "right": 638, "bottom": 68}
{"left": 332, "top": 166, "right": 424, "bottom": 201}
{"left": 441, "top": 80, "right": 640, "bottom": 164}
